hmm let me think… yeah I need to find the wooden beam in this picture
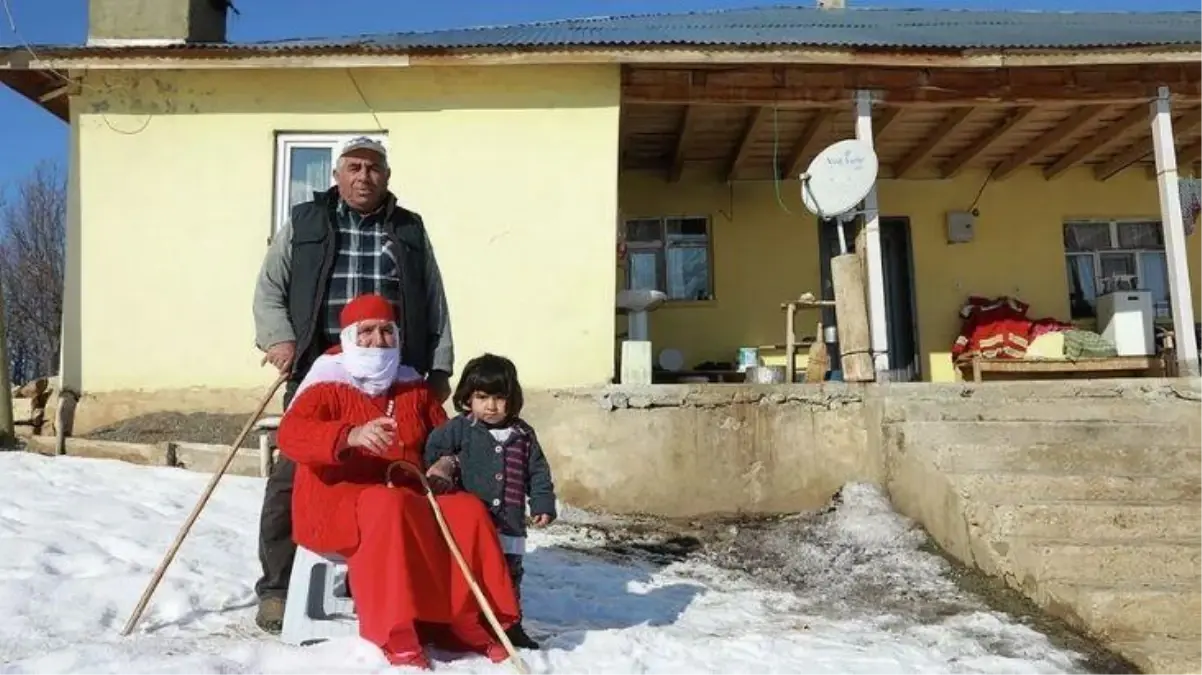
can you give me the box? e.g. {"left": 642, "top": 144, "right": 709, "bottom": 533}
{"left": 1180, "top": 141, "right": 1202, "bottom": 167}
{"left": 1095, "top": 112, "right": 1202, "bottom": 180}
{"left": 10, "top": 44, "right": 1202, "bottom": 71}
{"left": 1044, "top": 105, "right": 1150, "bottom": 179}
{"left": 1094, "top": 142, "right": 1154, "bottom": 181}
{"left": 893, "top": 107, "right": 974, "bottom": 178}
{"left": 668, "top": 106, "right": 697, "bottom": 183}
{"left": 872, "top": 107, "right": 902, "bottom": 140}
{"left": 939, "top": 106, "right": 1037, "bottom": 178}
{"left": 782, "top": 110, "right": 832, "bottom": 179}
{"left": 623, "top": 62, "right": 1202, "bottom": 108}
{"left": 726, "top": 106, "right": 771, "bottom": 182}
{"left": 993, "top": 106, "right": 1108, "bottom": 179}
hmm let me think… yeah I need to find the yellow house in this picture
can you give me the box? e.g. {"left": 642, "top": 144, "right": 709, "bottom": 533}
{"left": 1, "top": 2, "right": 1200, "bottom": 429}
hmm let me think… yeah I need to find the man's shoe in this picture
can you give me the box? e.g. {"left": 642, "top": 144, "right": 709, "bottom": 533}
{"left": 255, "top": 597, "right": 286, "bottom": 635}
{"left": 505, "top": 622, "right": 540, "bottom": 650}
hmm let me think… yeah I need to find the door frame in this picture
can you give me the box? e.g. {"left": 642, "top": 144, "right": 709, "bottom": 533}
{"left": 817, "top": 216, "right": 923, "bottom": 381}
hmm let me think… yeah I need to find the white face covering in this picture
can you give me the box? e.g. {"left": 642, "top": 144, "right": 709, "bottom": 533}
{"left": 340, "top": 322, "right": 401, "bottom": 396}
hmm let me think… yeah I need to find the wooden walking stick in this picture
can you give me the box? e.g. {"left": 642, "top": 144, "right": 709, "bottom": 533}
{"left": 388, "top": 460, "right": 530, "bottom": 675}
{"left": 120, "top": 372, "right": 289, "bottom": 637}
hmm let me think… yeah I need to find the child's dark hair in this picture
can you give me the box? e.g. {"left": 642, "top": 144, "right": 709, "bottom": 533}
{"left": 453, "top": 353, "right": 524, "bottom": 421}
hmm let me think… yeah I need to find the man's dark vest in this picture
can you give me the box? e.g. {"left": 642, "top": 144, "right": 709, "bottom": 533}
{"left": 287, "top": 187, "right": 432, "bottom": 379}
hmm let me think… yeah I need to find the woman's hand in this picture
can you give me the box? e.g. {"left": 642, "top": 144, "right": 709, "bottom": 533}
{"left": 347, "top": 417, "right": 397, "bottom": 456}
{"left": 426, "top": 455, "right": 458, "bottom": 494}
{"left": 530, "top": 513, "right": 555, "bottom": 528}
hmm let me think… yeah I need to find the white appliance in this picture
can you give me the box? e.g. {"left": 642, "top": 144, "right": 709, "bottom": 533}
{"left": 1096, "top": 290, "right": 1155, "bottom": 356}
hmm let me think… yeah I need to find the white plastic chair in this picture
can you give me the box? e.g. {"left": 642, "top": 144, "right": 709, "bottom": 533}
{"left": 279, "top": 546, "right": 360, "bottom": 646}
{"left": 253, "top": 415, "right": 283, "bottom": 478}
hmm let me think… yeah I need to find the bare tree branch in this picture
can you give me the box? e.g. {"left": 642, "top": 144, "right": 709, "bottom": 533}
{"left": 0, "top": 160, "right": 65, "bottom": 385}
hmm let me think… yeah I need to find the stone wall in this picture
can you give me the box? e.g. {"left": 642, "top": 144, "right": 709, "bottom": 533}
{"left": 523, "top": 385, "right": 879, "bottom": 517}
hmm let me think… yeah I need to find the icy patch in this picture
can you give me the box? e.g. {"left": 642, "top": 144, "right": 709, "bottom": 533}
{"left": 703, "top": 482, "right": 1088, "bottom": 671}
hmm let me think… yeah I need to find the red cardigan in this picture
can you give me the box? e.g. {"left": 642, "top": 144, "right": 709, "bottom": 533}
{"left": 277, "top": 379, "right": 448, "bottom": 553}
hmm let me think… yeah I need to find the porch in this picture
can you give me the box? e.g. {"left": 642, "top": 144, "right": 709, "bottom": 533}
{"left": 614, "top": 62, "right": 1202, "bottom": 383}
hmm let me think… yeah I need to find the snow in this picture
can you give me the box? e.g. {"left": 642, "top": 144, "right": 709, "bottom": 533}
{"left": 0, "top": 453, "right": 1090, "bottom": 674}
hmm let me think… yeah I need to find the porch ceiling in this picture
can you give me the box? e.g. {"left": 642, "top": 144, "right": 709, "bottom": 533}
{"left": 619, "top": 64, "right": 1202, "bottom": 181}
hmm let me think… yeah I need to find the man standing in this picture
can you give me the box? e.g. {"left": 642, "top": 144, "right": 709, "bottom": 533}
{"left": 251, "top": 137, "right": 454, "bottom": 633}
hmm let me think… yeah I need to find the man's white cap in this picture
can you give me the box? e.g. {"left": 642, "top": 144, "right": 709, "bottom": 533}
{"left": 339, "top": 136, "right": 388, "bottom": 166}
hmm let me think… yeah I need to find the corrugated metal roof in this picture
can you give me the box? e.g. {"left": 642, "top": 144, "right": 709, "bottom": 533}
{"left": 254, "top": 6, "right": 1201, "bottom": 51}
{"left": 11, "top": 5, "right": 1201, "bottom": 58}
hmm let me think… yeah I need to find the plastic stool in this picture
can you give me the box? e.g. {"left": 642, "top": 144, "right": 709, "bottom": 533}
{"left": 279, "top": 546, "right": 360, "bottom": 646}
{"left": 253, "top": 416, "right": 282, "bottom": 477}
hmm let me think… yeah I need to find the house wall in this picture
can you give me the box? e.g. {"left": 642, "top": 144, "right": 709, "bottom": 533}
{"left": 67, "top": 65, "right": 621, "bottom": 406}
{"left": 620, "top": 168, "right": 1202, "bottom": 382}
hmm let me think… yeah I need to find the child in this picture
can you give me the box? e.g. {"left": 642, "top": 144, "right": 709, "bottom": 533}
{"left": 425, "top": 353, "right": 557, "bottom": 650}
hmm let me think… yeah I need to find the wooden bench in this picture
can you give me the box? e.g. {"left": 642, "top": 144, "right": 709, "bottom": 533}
{"left": 956, "top": 355, "right": 1164, "bottom": 383}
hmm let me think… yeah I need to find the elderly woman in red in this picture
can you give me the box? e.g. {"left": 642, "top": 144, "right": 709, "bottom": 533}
{"left": 276, "top": 293, "right": 519, "bottom": 669}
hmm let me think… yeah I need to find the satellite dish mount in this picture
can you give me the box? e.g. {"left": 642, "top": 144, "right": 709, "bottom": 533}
{"left": 798, "top": 139, "right": 880, "bottom": 254}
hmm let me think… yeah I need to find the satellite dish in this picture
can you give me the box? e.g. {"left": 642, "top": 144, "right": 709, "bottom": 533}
{"left": 799, "top": 139, "right": 879, "bottom": 219}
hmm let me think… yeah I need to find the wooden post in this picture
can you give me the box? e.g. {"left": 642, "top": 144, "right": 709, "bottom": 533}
{"left": 831, "top": 253, "right": 874, "bottom": 381}
{"left": 1151, "top": 86, "right": 1199, "bottom": 375}
{"left": 784, "top": 301, "right": 797, "bottom": 383}
{"left": 0, "top": 286, "right": 13, "bottom": 445}
{"left": 854, "top": 90, "right": 891, "bottom": 377}
{"left": 805, "top": 321, "right": 829, "bottom": 382}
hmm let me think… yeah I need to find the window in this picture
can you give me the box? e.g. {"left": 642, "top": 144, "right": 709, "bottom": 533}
{"left": 272, "top": 133, "right": 388, "bottom": 233}
{"left": 623, "top": 216, "right": 713, "bottom": 301}
{"left": 1063, "top": 220, "right": 1170, "bottom": 320}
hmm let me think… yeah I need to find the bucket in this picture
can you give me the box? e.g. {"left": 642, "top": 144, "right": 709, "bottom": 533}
{"left": 736, "top": 347, "right": 760, "bottom": 372}
{"left": 746, "top": 365, "right": 786, "bottom": 384}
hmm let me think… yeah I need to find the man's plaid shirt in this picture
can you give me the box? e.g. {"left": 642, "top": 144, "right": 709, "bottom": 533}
{"left": 323, "top": 201, "right": 403, "bottom": 342}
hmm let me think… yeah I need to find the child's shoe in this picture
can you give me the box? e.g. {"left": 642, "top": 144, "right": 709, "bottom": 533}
{"left": 506, "top": 622, "right": 540, "bottom": 650}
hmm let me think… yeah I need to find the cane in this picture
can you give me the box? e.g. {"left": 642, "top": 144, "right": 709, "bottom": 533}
{"left": 120, "top": 372, "right": 289, "bottom": 637}
{"left": 387, "top": 460, "right": 530, "bottom": 675}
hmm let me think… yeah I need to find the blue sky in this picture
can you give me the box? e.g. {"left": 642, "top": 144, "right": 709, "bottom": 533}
{"left": 0, "top": 0, "right": 1197, "bottom": 191}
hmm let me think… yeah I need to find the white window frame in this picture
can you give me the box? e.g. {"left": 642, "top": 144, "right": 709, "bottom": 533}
{"left": 1063, "top": 218, "right": 1170, "bottom": 320}
{"left": 272, "top": 132, "right": 389, "bottom": 234}
{"left": 622, "top": 215, "right": 715, "bottom": 302}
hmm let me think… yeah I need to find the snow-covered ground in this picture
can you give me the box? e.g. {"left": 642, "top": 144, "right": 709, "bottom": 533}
{"left": 0, "top": 452, "right": 1091, "bottom": 674}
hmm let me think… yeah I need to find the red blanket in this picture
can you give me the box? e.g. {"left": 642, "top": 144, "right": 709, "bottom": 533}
{"left": 951, "top": 296, "right": 1072, "bottom": 361}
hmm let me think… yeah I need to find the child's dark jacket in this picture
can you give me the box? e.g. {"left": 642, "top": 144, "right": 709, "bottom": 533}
{"left": 425, "top": 414, "right": 557, "bottom": 538}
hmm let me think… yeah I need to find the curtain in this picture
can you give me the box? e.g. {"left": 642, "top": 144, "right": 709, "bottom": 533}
{"left": 1140, "top": 251, "right": 1171, "bottom": 319}
{"left": 1066, "top": 254, "right": 1097, "bottom": 318}
{"left": 288, "top": 147, "right": 333, "bottom": 208}
{"left": 628, "top": 252, "right": 658, "bottom": 291}
{"left": 666, "top": 247, "right": 710, "bottom": 300}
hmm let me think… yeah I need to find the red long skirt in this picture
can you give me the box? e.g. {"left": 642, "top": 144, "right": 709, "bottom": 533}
{"left": 344, "top": 486, "right": 520, "bottom": 650}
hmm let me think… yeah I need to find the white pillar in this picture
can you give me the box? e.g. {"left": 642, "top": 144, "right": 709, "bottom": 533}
{"left": 1150, "top": 86, "right": 1199, "bottom": 375}
{"left": 854, "top": 90, "right": 890, "bottom": 376}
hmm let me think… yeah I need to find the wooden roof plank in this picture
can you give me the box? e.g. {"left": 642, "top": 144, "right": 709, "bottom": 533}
{"left": 782, "top": 110, "right": 833, "bottom": 179}
{"left": 668, "top": 106, "right": 698, "bottom": 182}
{"left": 1095, "top": 111, "right": 1202, "bottom": 180}
{"left": 726, "top": 106, "right": 772, "bottom": 182}
{"left": 939, "top": 106, "right": 1038, "bottom": 178}
{"left": 1043, "top": 105, "right": 1149, "bottom": 179}
{"left": 893, "top": 107, "right": 974, "bottom": 178}
{"left": 993, "top": 105, "right": 1109, "bottom": 179}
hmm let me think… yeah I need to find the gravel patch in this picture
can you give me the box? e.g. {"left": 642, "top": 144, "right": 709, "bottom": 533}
{"left": 83, "top": 412, "right": 263, "bottom": 448}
